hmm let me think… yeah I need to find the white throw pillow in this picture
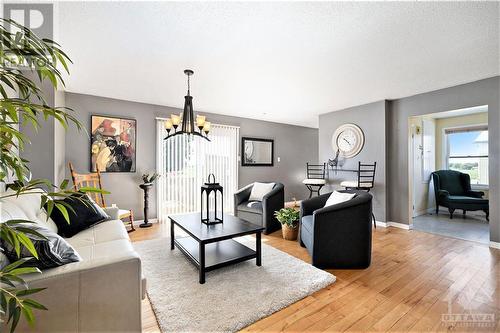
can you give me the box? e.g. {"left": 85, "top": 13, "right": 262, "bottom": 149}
{"left": 249, "top": 182, "right": 275, "bottom": 201}
{"left": 1, "top": 189, "right": 59, "bottom": 233}
{"left": 324, "top": 191, "right": 356, "bottom": 207}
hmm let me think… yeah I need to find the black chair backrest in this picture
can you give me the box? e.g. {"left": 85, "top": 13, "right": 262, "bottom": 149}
{"left": 306, "top": 163, "right": 326, "bottom": 179}
{"left": 432, "top": 170, "right": 469, "bottom": 195}
{"left": 357, "top": 162, "right": 376, "bottom": 188}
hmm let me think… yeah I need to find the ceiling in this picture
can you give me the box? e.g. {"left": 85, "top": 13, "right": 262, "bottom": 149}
{"left": 57, "top": 2, "right": 499, "bottom": 128}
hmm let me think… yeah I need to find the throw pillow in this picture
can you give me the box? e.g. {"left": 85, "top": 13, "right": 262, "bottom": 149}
{"left": 324, "top": 191, "right": 356, "bottom": 207}
{"left": 47, "top": 193, "right": 110, "bottom": 238}
{"left": 1, "top": 223, "right": 81, "bottom": 269}
{"left": 249, "top": 182, "right": 275, "bottom": 201}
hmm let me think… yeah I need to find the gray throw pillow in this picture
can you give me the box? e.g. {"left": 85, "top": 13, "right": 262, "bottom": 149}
{"left": 1, "top": 223, "right": 81, "bottom": 269}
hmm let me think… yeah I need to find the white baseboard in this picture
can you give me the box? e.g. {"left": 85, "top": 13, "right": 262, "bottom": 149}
{"left": 375, "top": 221, "right": 412, "bottom": 230}
{"left": 490, "top": 241, "right": 500, "bottom": 250}
{"left": 388, "top": 221, "right": 412, "bottom": 230}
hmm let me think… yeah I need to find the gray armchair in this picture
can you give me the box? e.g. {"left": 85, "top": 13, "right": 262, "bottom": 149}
{"left": 300, "top": 191, "right": 373, "bottom": 269}
{"left": 234, "top": 182, "right": 284, "bottom": 234}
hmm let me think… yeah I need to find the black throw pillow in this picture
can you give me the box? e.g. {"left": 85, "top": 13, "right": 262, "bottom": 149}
{"left": 1, "top": 223, "right": 81, "bottom": 269}
{"left": 47, "top": 193, "right": 110, "bottom": 238}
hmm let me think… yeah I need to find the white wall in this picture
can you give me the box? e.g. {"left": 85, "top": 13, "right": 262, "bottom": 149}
{"left": 409, "top": 116, "right": 436, "bottom": 217}
{"left": 435, "top": 112, "right": 488, "bottom": 169}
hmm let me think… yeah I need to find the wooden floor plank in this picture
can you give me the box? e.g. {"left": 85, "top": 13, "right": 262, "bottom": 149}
{"left": 130, "top": 222, "right": 500, "bottom": 332}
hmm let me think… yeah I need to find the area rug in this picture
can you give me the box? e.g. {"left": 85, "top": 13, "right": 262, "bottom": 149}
{"left": 133, "top": 236, "right": 335, "bottom": 332}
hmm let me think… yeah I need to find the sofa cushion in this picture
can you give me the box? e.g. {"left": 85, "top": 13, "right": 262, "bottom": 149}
{"left": 236, "top": 211, "right": 263, "bottom": 226}
{"left": 249, "top": 182, "right": 275, "bottom": 201}
{"left": 443, "top": 195, "right": 489, "bottom": 205}
{"left": 65, "top": 219, "right": 130, "bottom": 248}
{"left": 35, "top": 210, "right": 59, "bottom": 233}
{"left": 1, "top": 223, "right": 81, "bottom": 269}
{"left": 237, "top": 201, "right": 263, "bottom": 214}
{"left": 1, "top": 198, "right": 29, "bottom": 221}
{"left": 75, "top": 239, "right": 135, "bottom": 261}
{"left": 1, "top": 189, "right": 58, "bottom": 233}
{"left": 300, "top": 224, "right": 313, "bottom": 256}
{"left": 301, "top": 215, "right": 314, "bottom": 234}
{"left": 2, "top": 190, "right": 45, "bottom": 220}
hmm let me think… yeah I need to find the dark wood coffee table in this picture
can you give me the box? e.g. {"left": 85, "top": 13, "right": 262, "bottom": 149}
{"left": 169, "top": 213, "right": 265, "bottom": 284}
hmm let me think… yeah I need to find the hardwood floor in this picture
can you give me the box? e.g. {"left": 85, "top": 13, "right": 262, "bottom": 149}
{"left": 131, "top": 223, "right": 500, "bottom": 332}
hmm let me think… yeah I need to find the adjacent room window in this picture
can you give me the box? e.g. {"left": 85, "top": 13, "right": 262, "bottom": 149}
{"left": 445, "top": 126, "right": 488, "bottom": 186}
{"left": 156, "top": 119, "right": 239, "bottom": 222}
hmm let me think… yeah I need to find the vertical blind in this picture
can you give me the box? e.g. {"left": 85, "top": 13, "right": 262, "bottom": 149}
{"left": 156, "top": 119, "right": 239, "bottom": 223}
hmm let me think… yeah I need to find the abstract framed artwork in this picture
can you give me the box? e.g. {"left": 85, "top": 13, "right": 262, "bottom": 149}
{"left": 90, "top": 115, "right": 136, "bottom": 172}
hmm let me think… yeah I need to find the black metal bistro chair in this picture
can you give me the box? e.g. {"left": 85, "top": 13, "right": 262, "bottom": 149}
{"left": 340, "top": 162, "right": 377, "bottom": 228}
{"left": 302, "top": 163, "right": 326, "bottom": 198}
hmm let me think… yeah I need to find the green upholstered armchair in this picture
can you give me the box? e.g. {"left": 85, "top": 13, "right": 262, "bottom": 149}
{"left": 431, "top": 170, "right": 489, "bottom": 220}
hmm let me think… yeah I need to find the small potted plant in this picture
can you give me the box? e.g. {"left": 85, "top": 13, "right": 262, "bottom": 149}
{"left": 274, "top": 207, "right": 300, "bottom": 240}
{"left": 142, "top": 172, "right": 160, "bottom": 185}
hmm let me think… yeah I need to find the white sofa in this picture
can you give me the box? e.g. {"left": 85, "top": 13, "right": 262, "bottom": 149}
{"left": 0, "top": 190, "right": 144, "bottom": 332}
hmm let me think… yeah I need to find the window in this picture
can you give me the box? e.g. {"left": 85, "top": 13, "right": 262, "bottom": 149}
{"left": 446, "top": 126, "right": 488, "bottom": 186}
{"left": 156, "top": 119, "right": 239, "bottom": 222}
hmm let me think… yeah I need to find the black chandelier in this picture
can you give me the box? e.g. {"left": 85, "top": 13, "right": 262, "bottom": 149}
{"left": 163, "top": 69, "right": 210, "bottom": 141}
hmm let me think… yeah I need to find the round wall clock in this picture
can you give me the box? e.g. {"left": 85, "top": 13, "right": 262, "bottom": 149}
{"left": 331, "top": 123, "right": 365, "bottom": 158}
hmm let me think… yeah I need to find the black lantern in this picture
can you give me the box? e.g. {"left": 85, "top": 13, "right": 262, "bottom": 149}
{"left": 200, "top": 174, "right": 223, "bottom": 225}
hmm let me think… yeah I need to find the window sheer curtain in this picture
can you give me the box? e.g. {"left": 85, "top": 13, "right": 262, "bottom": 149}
{"left": 156, "top": 119, "right": 239, "bottom": 223}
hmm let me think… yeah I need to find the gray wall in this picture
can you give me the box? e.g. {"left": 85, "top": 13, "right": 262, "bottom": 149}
{"left": 65, "top": 93, "right": 318, "bottom": 220}
{"left": 388, "top": 76, "right": 499, "bottom": 242}
{"left": 20, "top": 78, "right": 57, "bottom": 185}
{"left": 318, "top": 76, "right": 499, "bottom": 242}
{"left": 318, "top": 101, "right": 387, "bottom": 221}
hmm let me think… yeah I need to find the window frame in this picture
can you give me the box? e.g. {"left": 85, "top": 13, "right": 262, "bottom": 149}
{"left": 444, "top": 124, "right": 488, "bottom": 187}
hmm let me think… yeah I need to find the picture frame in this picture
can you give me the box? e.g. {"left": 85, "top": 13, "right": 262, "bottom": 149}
{"left": 241, "top": 137, "right": 274, "bottom": 167}
{"left": 90, "top": 115, "right": 137, "bottom": 173}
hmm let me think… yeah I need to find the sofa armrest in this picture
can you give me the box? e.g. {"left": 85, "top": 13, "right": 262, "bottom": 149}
{"left": 300, "top": 193, "right": 330, "bottom": 218}
{"left": 262, "top": 183, "right": 284, "bottom": 230}
{"left": 466, "top": 190, "right": 484, "bottom": 198}
{"left": 234, "top": 184, "right": 253, "bottom": 214}
{"left": 21, "top": 253, "right": 142, "bottom": 332}
{"left": 262, "top": 183, "right": 284, "bottom": 202}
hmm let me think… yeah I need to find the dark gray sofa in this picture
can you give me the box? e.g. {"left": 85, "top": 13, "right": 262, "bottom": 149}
{"left": 233, "top": 182, "right": 284, "bottom": 234}
{"left": 299, "top": 191, "right": 373, "bottom": 269}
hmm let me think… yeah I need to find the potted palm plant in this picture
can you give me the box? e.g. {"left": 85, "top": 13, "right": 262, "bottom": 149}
{"left": 274, "top": 208, "right": 300, "bottom": 240}
{"left": 0, "top": 18, "right": 103, "bottom": 332}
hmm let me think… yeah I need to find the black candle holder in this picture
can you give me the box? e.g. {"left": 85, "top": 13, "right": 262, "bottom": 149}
{"left": 200, "top": 174, "right": 223, "bottom": 225}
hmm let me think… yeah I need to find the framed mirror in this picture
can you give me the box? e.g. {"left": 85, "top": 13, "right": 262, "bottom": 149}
{"left": 241, "top": 137, "right": 274, "bottom": 166}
